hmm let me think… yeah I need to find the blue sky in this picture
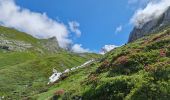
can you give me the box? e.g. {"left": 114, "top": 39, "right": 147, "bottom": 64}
{"left": 0, "top": 0, "right": 151, "bottom": 52}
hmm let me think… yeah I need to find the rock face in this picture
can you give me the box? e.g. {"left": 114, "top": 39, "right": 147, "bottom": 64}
{"left": 128, "top": 7, "right": 170, "bottom": 43}
{"left": 0, "top": 31, "right": 60, "bottom": 53}
{"left": 41, "top": 37, "right": 60, "bottom": 53}
{"left": 0, "top": 37, "right": 32, "bottom": 51}
{"left": 0, "top": 25, "right": 61, "bottom": 53}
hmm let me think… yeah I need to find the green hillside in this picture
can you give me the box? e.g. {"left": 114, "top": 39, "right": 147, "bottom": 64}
{"left": 35, "top": 27, "right": 170, "bottom": 100}
{"left": 0, "top": 26, "right": 101, "bottom": 99}
{"left": 0, "top": 26, "right": 38, "bottom": 44}
{"left": 0, "top": 26, "right": 62, "bottom": 55}
{"left": 1, "top": 25, "right": 170, "bottom": 100}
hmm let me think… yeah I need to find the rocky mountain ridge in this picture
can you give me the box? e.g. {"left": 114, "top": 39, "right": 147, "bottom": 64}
{"left": 41, "top": 37, "right": 60, "bottom": 53}
{"left": 0, "top": 26, "right": 60, "bottom": 53}
{"left": 0, "top": 37, "right": 32, "bottom": 51}
{"left": 128, "top": 7, "right": 170, "bottom": 43}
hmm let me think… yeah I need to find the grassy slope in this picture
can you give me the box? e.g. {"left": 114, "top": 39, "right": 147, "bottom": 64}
{"left": 0, "top": 26, "right": 38, "bottom": 44}
{"left": 35, "top": 62, "right": 100, "bottom": 100}
{"left": 0, "top": 26, "right": 101, "bottom": 99}
{"left": 0, "top": 52, "right": 94, "bottom": 99}
{"left": 36, "top": 28, "right": 170, "bottom": 100}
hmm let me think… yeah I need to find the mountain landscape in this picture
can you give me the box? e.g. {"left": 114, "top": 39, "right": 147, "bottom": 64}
{"left": 0, "top": 0, "right": 170, "bottom": 100}
{"left": 35, "top": 15, "right": 170, "bottom": 99}
{"left": 0, "top": 26, "right": 100, "bottom": 99}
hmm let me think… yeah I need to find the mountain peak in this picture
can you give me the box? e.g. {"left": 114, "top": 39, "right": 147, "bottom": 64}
{"left": 42, "top": 36, "right": 60, "bottom": 53}
{"left": 48, "top": 36, "right": 57, "bottom": 41}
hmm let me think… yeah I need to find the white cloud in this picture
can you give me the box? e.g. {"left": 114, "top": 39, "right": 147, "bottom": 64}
{"left": 71, "top": 44, "right": 90, "bottom": 53}
{"left": 100, "top": 45, "right": 118, "bottom": 55}
{"left": 0, "top": 0, "right": 71, "bottom": 48}
{"left": 69, "top": 21, "right": 81, "bottom": 37}
{"left": 115, "top": 25, "right": 122, "bottom": 33}
{"left": 130, "top": 0, "right": 170, "bottom": 27}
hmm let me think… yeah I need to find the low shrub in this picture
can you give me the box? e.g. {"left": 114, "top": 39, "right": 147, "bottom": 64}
{"left": 83, "top": 76, "right": 135, "bottom": 100}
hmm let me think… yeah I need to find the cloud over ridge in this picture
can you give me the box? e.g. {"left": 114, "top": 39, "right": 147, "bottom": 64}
{"left": 100, "top": 45, "right": 118, "bottom": 54}
{"left": 71, "top": 44, "right": 90, "bottom": 53}
{"left": 131, "top": 0, "right": 170, "bottom": 27}
{"left": 0, "top": 0, "right": 71, "bottom": 48}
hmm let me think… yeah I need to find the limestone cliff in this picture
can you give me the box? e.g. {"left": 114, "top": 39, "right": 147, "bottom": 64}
{"left": 128, "top": 7, "right": 170, "bottom": 43}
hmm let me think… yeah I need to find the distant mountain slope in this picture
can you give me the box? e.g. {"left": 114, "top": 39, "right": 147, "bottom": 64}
{"left": 0, "top": 26, "right": 60, "bottom": 53}
{"left": 0, "top": 26, "right": 101, "bottom": 99}
{"left": 128, "top": 7, "right": 170, "bottom": 43}
{"left": 36, "top": 27, "right": 170, "bottom": 100}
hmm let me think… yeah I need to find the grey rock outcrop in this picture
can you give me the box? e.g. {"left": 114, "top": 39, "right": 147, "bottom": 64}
{"left": 0, "top": 37, "right": 32, "bottom": 51}
{"left": 0, "top": 34, "right": 60, "bottom": 53}
{"left": 41, "top": 36, "right": 60, "bottom": 53}
{"left": 0, "top": 26, "right": 61, "bottom": 53}
{"left": 128, "top": 7, "right": 170, "bottom": 43}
